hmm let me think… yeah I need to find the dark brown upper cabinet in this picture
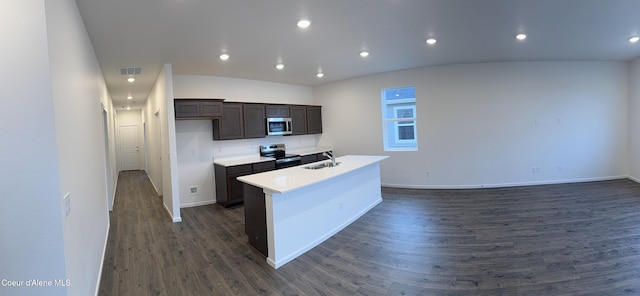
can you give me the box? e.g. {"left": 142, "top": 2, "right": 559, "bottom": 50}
{"left": 306, "top": 106, "right": 322, "bottom": 134}
{"left": 213, "top": 103, "right": 244, "bottom": 140}
{"left": 211, "top": 102, "right": 321, "bottom": 140}
{"left": 174, "top": 99, "right": 223, "bottom": 119}
{"left": 265, "top": 104, "right": 290, "bottom": 118}
{"left": 243, "top": 103, "right": 266, "bottom": 138}
{"left": 290, "top": 106, "right": 307, "bottom": 135}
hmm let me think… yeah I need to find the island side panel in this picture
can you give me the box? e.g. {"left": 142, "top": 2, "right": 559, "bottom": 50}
{"left": 244, "top": 183, "right": 268, "bottom": 256}
{"left": 266, "top": 162, "right": 383, "bottom": 268}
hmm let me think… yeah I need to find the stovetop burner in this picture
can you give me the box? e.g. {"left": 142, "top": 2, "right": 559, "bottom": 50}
{"left": 259, "top": 144, "right": 302, "bottom": 168}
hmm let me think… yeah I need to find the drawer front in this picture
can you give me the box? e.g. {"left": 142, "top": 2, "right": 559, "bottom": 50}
{"left": 226, "top": 164, "right": 252, "bottom": 175}
{"left": 252, "top": 161, "right": 276, "bottom": 172}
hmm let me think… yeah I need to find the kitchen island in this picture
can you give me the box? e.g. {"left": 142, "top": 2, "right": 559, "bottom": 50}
{"left": 237, "top": 155, "right": 388, "bottom": 269}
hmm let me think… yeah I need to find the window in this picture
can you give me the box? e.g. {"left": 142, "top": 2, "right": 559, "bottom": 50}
{"left": 381, "top": 86, "right": 417, "bottom": 151}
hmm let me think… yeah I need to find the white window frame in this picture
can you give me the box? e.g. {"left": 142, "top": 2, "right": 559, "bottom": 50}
{"left": 392, "top": 105, "right": 417, "bottom": 143}
{"left": 381, "top": 87, "right": 418, "bottom": 152}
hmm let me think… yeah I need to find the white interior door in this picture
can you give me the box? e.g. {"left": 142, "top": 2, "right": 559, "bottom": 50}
{"left": 119, "top": 125, "right": 140, "bottom": 171}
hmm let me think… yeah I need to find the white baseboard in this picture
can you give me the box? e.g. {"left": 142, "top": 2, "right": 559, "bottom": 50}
{"left": 109, "top": 172, "right": 119, "bottom": 211}
{"left": 180, "top": 200, "right": 216, "bottom": 208}
{"left": 163, "top": 202, "right": 182, "bottom": 223}
{"left": 94, "top": 222, "right": 110, "bottom": 296}
{"left": 381, "top": 175, "right": 629, "bottom": 189}
{"left": 146, "top": 171, "right": 160, "bottom": 196}
{"left": 628, "top": 175, "right": 640, "bottom": 183}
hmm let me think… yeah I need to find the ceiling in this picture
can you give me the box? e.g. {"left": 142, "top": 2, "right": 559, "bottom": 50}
{"left": 74, "top": 0, "right": 640, "bottom": 110}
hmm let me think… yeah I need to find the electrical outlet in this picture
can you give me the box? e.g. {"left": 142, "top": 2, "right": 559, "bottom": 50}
{"left": 189, "top": 186, "right": 198, "bottom": 194}
{"left": 426, "top": 171, "right": 431, "bottom": 177}
{"left": 531, "top": 167, "right": 540, "bottom": 174}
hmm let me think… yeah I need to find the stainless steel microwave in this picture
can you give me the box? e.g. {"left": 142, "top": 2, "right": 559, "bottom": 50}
{"left": 266, "top": 117, "right": 293, "bottom": 136}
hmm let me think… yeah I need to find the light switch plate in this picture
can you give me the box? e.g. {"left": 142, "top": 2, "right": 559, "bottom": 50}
{"left": 63, "top": 193, "right": 71, "bottom": 217}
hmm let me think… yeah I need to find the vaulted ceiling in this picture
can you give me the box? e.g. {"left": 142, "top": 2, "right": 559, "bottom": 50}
{"left": 74, "top": 0, "right": 640, "bottom": 110}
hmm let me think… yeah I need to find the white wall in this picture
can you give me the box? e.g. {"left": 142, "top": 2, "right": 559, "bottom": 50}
{"left": 117, "top": 109, "right": 143, "bottom": 125}
{"left": 0, "top": 1, "right": 115, "bottom": 296}
{"left": 144, "top": 64, "right": 181, "bottom": 222}
{"left": 0, "top": 1, "right": 68, "bottom": 295}
{"left": 104, "top": 101, "right": 118, "bottom": 212}
{"left": 143, "top": 94, "right": 163, "bottom": 195}
{"left": 629, "top": 57, "right": 640, "bottom": 181}
{"left": 45, "top": 0, "right": 114, "bottom": 294}
{"left": 314, "top": 61, "right": 630, "bottom": 188}
{"left": 172, "top": 75, "right": 315, "bottom": 207}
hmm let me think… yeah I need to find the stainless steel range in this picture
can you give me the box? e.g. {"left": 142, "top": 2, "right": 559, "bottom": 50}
{"left": 259, "top": 144, "right": 302, "bottom": 169}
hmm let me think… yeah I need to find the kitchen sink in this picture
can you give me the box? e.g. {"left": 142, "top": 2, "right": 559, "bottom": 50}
{"left": 302, "top": 162, "right": 341, "bottom": 170}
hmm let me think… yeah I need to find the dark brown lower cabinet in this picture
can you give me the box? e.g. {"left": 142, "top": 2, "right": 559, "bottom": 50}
{"left": 244, "top": 183, "right": 268, "bottom": 256}
{"left": 214, "top": 164, "right": 251, "bottom": 207}
{"left": 300, "top": 152, "right": 331, "bottom": 165}
{"left": 300, "top": 154, "right": 317, "bottom": 164}
{"left": 317, "top": 152, "right": 330, "bottom": 162}
{"left": 214, "top": 161, "right": 275, "bottom": 208}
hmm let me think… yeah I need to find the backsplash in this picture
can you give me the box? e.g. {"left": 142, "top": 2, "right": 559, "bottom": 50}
{"left": 212, "top": 134, "right": 319, "bottom": 159}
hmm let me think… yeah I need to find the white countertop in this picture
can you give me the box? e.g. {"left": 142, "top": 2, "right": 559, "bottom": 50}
{"left": 237, "top": 155, "right": 388, "bottom": 194}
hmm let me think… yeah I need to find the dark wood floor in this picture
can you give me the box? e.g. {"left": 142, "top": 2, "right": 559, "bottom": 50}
{"left": 99, "top": 171, "right": 640, "bottom": 295}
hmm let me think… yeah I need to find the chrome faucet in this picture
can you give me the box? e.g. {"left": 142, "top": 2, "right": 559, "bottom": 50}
{"left": 323, "top": 151, "right": 336, "bottom": 166}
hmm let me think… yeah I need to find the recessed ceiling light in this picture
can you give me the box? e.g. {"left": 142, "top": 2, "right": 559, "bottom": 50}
{"left": 275, "top": 63, "right": 285, "bottom": 70}
{"left": 316, "top": 72, "right": 324, "bottom": 78}
{"left": 219, "top": 53, "right": 230, "bottom": 61}
{"left": 126, "top": 106, "right": 131, "bottom": 110}
{"left": 515, "top": 33, "right": 527, "bottom": 40}
{"left": 127, "top": 95, "right": 133, "bottom": 100}
{"left": 297, "top": 19, "right": 311, "bottom": 29}
{"left": 629, "top": 36, "right": 640, "bottom": 43}
{"left": 359, "top": 51, "right": 370, "bottom": 57}
{"left": 127, "top": 77, "right": 135, "bottom": 83}
{"left": 426, "top": 38, "right": 437, "bottom": 45}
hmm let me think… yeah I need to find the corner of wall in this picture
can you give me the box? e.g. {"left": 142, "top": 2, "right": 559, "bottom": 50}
{"left": 164, "top": 63, "right": 182, "bottom": 223}
{"left": 627, "top": 58, "right": 640, "bottom": 179}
